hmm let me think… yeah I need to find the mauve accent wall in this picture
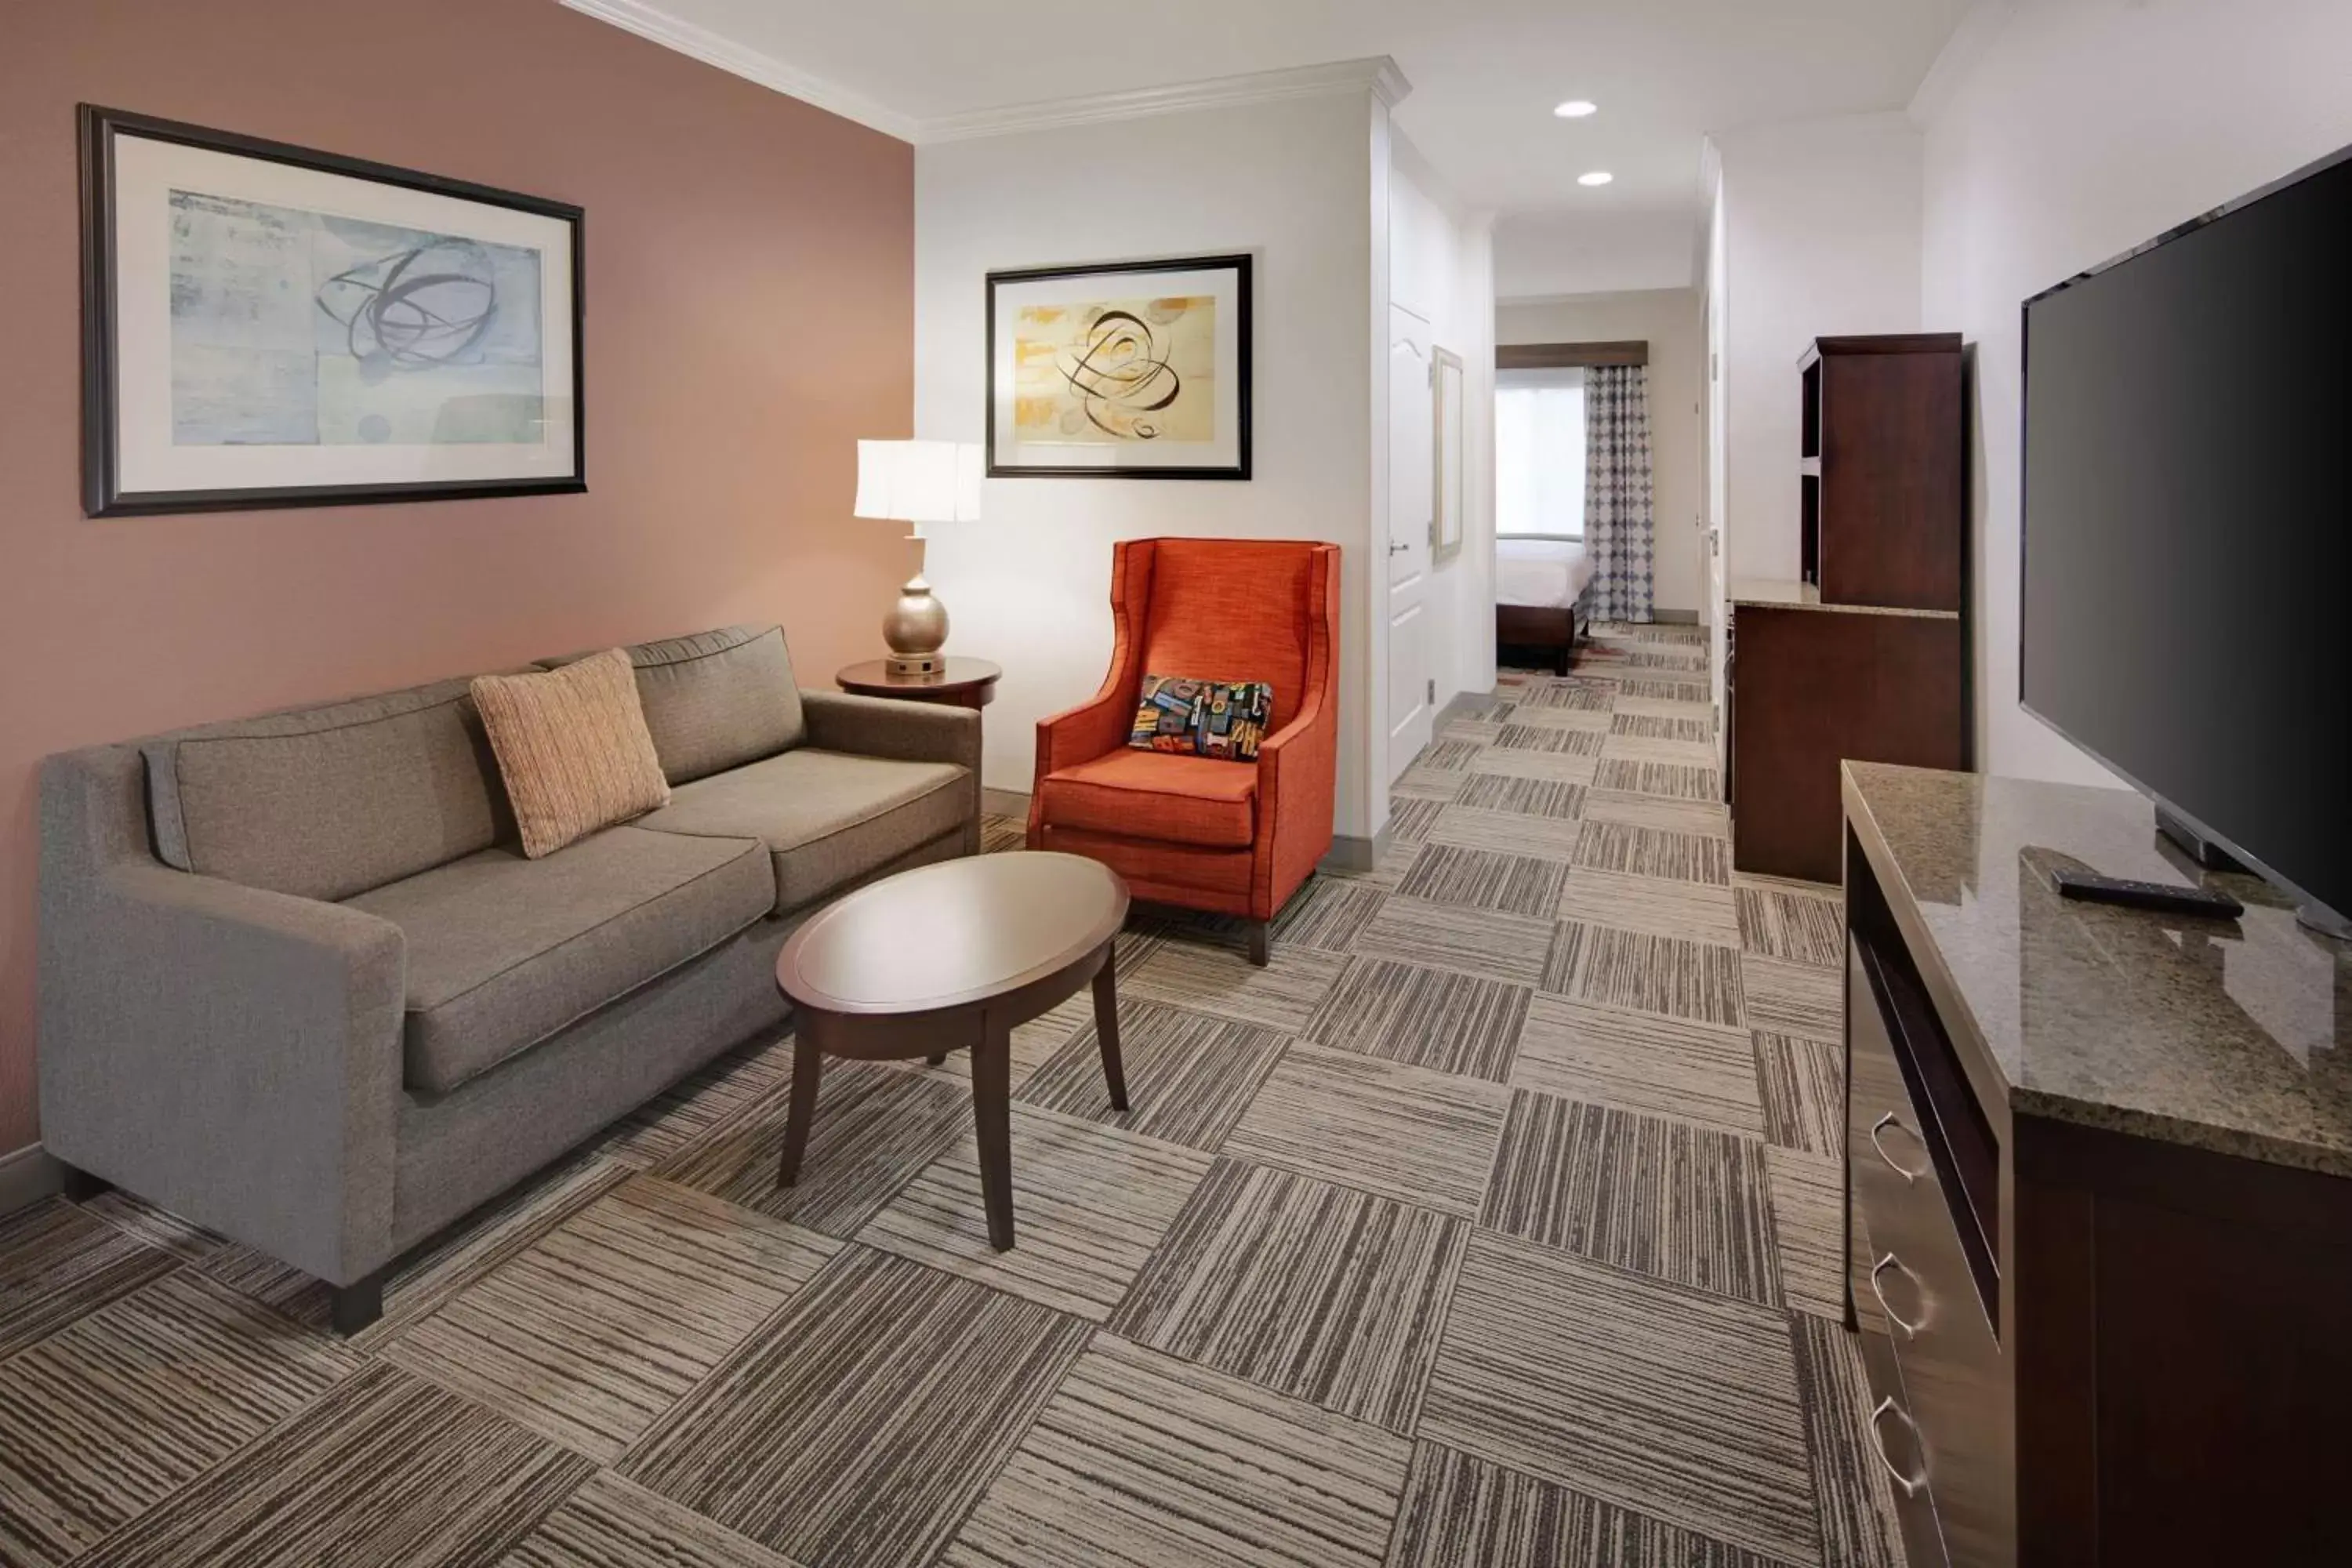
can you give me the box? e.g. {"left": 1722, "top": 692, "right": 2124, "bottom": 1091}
{"left": 0, "top": 0, "right": 915, "bottom": 1156}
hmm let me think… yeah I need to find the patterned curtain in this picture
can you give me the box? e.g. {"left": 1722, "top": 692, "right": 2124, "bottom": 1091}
{"left": 1584, "top": 364, "right": 1656, "bottom": 622}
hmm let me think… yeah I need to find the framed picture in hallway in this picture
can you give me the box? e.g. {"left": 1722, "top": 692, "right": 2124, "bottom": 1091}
{"left": 79, "top": 105, "right": 585, "bottom": 517}
{"left": 985, "top": 252, "right": 1251, "bottom": 480}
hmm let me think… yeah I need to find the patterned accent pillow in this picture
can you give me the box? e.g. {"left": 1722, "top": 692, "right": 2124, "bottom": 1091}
{"left": 472, "top": 649, "right": 672, "bottom": 858}
{"left": 1128, "top": 675, "right": 1274, "bottom": 762}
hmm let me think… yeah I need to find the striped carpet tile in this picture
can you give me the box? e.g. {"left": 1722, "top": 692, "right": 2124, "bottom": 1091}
{"left": 1418, "top": 739, "right": 1486, "bottom": 771}
{"left": 0, "top": 1201, "right": 179, "bottom": 1363}
{"left": 653, "top": 1060, "right": 973, "bottom": 1239}
{"left": 505, "top": 1471, "right": 801, "bottom": 1568}
{"left": 1494, "top": 724, "right": 1605, "bottom": 757}
{"left": 1627, "top": 648, "right": 1708, "bottom": 671}
{"left": 1123, "top": 939, "right": 1348, "bottom": 1035}
{"left": 1385, "top": 794, "right": 1446, "bottom": 844}
{"left": 1347, "top": 896, "right": 1555, "bottom": 987}
{"left": 1742, "top": 954, "right": 1844, "bottom": 1043}
{"left": 1465, "top": 746, "right": 1599, "bottom": 785}
{"left": 1501, "top": 702, "right": 1615, "bottom": 733}
{"left": 857, "top": 1104, "right": 1213, "bottom": 1321}
{"left": 1766, "top": 1146, "right": 1847, "bottom": 1321}
{"left": 1788, "top": 1312, "right": 1907, "bottom": 1568}
{"left": 1513, "top": 681, "right": 1613, "bottom": 712}
{"left": 1223, "top": 1044, "right": 1510, "bottom": 1218}
{"left": 75, "top": 1191, "right": 225, "bottom": 1265}
{"left": 1613, "top": 693, "right": 1715, "bottom": 723}
{"left": 74, "top": 1362, "right": 594, "bottom": 1568}
{"left": 1269, "top": 877, "right": 1391, "bottom": 952}
{"left": 1592, "top": 758, "right": 1723, "bottom": 802}
{"left": 1574, "top": 821, "right": 1732, "bottom": 886}
{"left": 1600, "top": 732, "right": 1721, "bottom": 768}
{"left": 1455, "top": 772, "right": 1587, "bottom": 819}
{"left": 1427, "top": 804, "right": 1588, "bottom": 863}
{"left": 0, "top": 1271, "right": 361, "bottom": 1566}
{"left": 1418, "top": 1230, "right": 1820, "bottom": 1566}
{"left": 1736, "top": 884, "right": 1846, "bottom": 968}
{"left": 1441, "top": 717, "right": 1506, "bottom": 745}
{"left": 1483, "top": 1094, "right": 1780, "bottom": 1305}
{"left": 586, "top": 1036, "right": 797, "bottom": 1171}
{"left": 1579, "top": 790, "right": 1730, "bottom": 840}
{"left": 1616, "top": 677, "right": 1713, "bottom": 703}
{"left": 1396, "top": 844, "right": 1567, "bottom": 920}
{"left": 1305, "top": 958, "right": 1531, "bottom": 1082}
{"left": 944, "top": 1334, "right": 1413, "bottom": 1568}
{"left": 979, "top": 815, "right": 1028, "bottom": 855}
{"left": 1387, "top": 1442, "right": 1786, "bottom": 1568}
{"left": 1610, "top": 712, "right": 1713, "bottom": 743}
{"left": 1554, "top": 868, "right": 1742, "bottom": 948}
{"left": 1510, "top": 998, "right": 1766, "bottom": 1141}
{"left": 1394, "top": 764, "right": 1470, "bottom": 801}
{"left": 620, "top": 1247, "right": 1091, "bottom": 1568}
{"left": 1018, "top": 1000, "right": 1288, "bottom": 1151}
{"left": 1110, "top": 1160, "right": 1466, "bottom": 1433}
{"left": 1754, "top": 1030, "right": 1846, "bottom": 1155}
{"left": 383, "top": 1176, "right": 838, "bottom": 1461}
{"left": 1544, "top": 921, "right": 1744, "bottom": 1028}
{"left": 198, "top": 1154, "right": 630, "bottom": 1348}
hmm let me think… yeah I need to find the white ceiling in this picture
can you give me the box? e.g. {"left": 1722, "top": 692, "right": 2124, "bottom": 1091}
{"left": 579, "top": 0, "right": 1970, "bottom": 290}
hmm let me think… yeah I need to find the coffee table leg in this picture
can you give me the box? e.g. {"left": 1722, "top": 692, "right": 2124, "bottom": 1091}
{"left": 973, "top": 1019, "right": 1016, "bottom": 1250}
{"left": 1092, "top": 942, "right": 1130, "bottom": 1112}
{"left": 779, "top": 1032, "right": 822, "bottom": 1188}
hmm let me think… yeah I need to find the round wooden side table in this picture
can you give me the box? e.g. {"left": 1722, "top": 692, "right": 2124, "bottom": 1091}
{"left": 836, "top": 656, "right": 1001, "bottom": 713}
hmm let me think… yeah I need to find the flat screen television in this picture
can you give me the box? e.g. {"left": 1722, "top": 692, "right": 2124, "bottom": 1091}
{"left": 2022, "top": 144, "right": 2350, "bottom": 935}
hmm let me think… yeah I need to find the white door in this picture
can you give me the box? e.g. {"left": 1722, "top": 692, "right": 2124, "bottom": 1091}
{"left": 1388, "top": 305, "right": 1434, "bottom": 781}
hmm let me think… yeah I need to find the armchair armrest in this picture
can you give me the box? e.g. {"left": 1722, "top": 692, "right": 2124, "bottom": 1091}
{"left": 39, "top": 748, "right": 406, "bottom": 1286}
{"left": 1033, "top": 677, "right": 1135, "bottom": 780}
{"left": 799, "top": 690, "right": 982, "bottom": 852}
{"left": 1251, "top": 700, "right": 1339, "bottom": 918}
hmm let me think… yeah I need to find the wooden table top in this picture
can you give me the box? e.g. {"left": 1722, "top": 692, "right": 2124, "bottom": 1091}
{"left": 836, "top": 657, "right": 1003, "bottom": 697}
{"left": 775, "top": 852, "right": 1127, "bottom": 1016}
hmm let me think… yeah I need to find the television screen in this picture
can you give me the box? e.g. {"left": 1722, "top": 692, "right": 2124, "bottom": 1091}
{"left": 2023, "top": 147, "right": 2350, "bottom": 925}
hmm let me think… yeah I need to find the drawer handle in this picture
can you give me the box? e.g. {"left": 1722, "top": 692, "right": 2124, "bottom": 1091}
{"left": 1869, "top": 1396, "right": 1927, "bottom": 1499}
{"left": 1869, "top": 1112, "right": 1924, "bottom": 1184}
{"left": 1871, "top": 1251, "right": 1928, "bottom": 1338}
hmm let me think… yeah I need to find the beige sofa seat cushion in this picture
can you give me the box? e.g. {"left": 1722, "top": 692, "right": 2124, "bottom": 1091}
{"left": 636, "top": 748, "right": 968, "bottom": 913}
{"left": 543, "top": 625, "right": 805, "bottom": 785}
{"left": 141, "top": 677, "right": 510, "bottom": 902}
{"left": 347, "top": 825, "right": 771, "bottom": 1094}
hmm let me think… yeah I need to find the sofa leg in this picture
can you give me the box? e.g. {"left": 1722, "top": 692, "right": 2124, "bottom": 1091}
{"left": 1247, "top": 920, "right": 1270, "bottom": 967}
{"left": 330, "top": 1271, "right": 385, "bottom": 1337}
{"left": 59, "top": 1165, "right": 111, "bottom": 1203}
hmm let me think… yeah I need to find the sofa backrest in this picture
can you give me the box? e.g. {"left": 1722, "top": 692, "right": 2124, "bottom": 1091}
{"left": 540, "top": 624, "right": 804, "bottom": 785}
{"left": 1137, "top": 539, "right": 1324, "bottom": 734}
{"left": 142, "top": 677, "right": 511, "bottom": 903}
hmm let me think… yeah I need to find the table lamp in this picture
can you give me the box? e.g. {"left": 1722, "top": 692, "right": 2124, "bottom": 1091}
{"left": 853, "top": 438, "right": 983, "bottom": 677}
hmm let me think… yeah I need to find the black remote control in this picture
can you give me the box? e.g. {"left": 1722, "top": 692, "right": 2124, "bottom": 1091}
{"left": 2052, "top": 866, "right": 2243, "bottom": 919}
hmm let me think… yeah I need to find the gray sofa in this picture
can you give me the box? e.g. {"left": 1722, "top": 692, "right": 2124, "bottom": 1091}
{"left": 38, "top": 623, "right": 978, "bottom": 1331}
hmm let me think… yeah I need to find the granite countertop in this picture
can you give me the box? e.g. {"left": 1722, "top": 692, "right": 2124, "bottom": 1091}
{"left": 1729, "top": 577, "right": 1960, "bottom": 619}
{"left": 1843, "top": 762, "right": 2352, "bottom": 1176}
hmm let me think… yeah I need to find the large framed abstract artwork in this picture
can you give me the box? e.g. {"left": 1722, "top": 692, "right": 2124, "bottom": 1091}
{"left": 985, "top": 253, "right": 1250, "bottom": 480}
{"left": 79, "top": 106, "right": 585, "bottom": 517}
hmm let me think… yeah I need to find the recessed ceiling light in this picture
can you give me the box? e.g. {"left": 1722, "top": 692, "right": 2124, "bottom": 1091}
{"left": 1578, "top": 170, "right": 1614, "bottom": 187}
{"left": 1553, "top": 100, "right": 1598, "bottom": 118}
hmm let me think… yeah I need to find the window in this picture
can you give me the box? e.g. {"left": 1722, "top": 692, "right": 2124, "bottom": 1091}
{"left": 1495, "top": 366, "right": 1585, "bottom": 538}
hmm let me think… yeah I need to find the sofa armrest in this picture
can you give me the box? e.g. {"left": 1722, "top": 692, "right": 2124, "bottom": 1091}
{"left": 799, "top": 690, "right": 982, "bottom": 851}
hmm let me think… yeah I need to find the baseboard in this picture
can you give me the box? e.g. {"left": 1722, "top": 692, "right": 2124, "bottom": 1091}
{"left": 981, "top": 786, "right": 1030, "bottom": 820}
{"left": 1652, "top": 608, "right": 1700, "bottom": 624}
{"left": 1322, "top": 817, "right": 1394, "bottom": 875}
{"left": 0, "top": 1142, "right": 64, "bottom": 1217}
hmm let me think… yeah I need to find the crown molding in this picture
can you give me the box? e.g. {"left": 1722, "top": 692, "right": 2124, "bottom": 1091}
{"left": 559, "top": 0, "right": 922, "bottom": 142}
{"left": 922, "top": 56, "right": 1412, "bottom": 143}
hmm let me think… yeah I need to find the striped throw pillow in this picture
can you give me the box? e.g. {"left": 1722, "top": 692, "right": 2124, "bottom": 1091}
{"left": 472, "top": 649, "right": 672, "bottom": 858}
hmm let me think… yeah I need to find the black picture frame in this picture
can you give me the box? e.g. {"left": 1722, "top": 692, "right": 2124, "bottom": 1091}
{"left": 79, "top": 103, "right": 587, "bottom": 517}
{"left": 985, "top": 252, "right": 1252, "bottom": 481}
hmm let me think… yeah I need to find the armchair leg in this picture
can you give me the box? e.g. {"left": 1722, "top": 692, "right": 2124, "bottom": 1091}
{"left": 330, "top": 1269, "right": 385, "bottom": 1337}
{"left": 1247, "top": 920, "right": 1270, "bottom": 967}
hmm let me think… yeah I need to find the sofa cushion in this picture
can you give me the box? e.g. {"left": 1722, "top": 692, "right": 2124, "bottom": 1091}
{"left": 472, "top": 650, "right": 672, "bottom": 858}
{"left": 346, "top": 824, "right": 771, "bottom": 1094}
{"left": 1038, "top": 750, "right": 1258, "bottom": 849}
{"left": 544, "top": 625, "right": 804, "bottom": 785}
{"left": 636, "top": 748, "right": 968, "bottom": 913}
{"left": 143, "top": 677, "right": 509, "bottom": 903}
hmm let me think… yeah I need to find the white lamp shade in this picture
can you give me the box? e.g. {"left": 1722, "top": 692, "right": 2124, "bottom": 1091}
{"left": 854, "top": 439, "right": 984, "bottom": 524}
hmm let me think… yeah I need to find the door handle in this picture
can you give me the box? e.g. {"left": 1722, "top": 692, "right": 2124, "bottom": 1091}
{"left": 1389, "top": 541, "right": 1410, "bottom": 554}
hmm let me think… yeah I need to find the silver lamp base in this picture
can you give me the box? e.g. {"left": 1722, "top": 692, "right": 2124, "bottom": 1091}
{"left": 884, "top": 575, "right": 949, "bottom": 678}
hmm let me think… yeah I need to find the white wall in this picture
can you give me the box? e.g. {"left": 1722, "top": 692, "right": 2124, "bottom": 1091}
{"left": 1390, "top": 141, "right": 1498, "bottom": 708}
{"left": 1496, "top": 289, "right": 1707, "bottom": 618}
{"left": 915, "top": 91, "right": 1382, "bottom": 836}
{"left": 1494, "top": 209, "right": 1697, "bottom": 298}
{"left": 1708, "top": 112, "right": 1924, "bottom": 583}
{"left": 1918, "top": 0, "right": 2352, "bottom": 782}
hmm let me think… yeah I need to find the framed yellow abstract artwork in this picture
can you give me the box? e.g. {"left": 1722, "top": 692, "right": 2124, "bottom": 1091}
{"left": 985, "top": 253, "right": 1250, "bottom": 479}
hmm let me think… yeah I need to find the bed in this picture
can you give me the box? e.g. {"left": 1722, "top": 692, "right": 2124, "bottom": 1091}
{"left": 1495, "top": 536, "right": 1595, "bottom": 674}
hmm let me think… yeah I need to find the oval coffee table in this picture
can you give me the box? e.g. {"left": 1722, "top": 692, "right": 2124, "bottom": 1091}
{"left": 774, "top": 851, "right": 1130, "bottom": 1250}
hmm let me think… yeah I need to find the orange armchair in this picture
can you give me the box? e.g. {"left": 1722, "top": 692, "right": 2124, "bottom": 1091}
{"left": 1029, "top": 538, "right": 1340, "bottom": 965}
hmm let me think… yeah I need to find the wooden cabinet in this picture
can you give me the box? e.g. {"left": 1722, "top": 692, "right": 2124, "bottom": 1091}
{"left": 1802, "top": 334, "right": 1964, "bottom": 612}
